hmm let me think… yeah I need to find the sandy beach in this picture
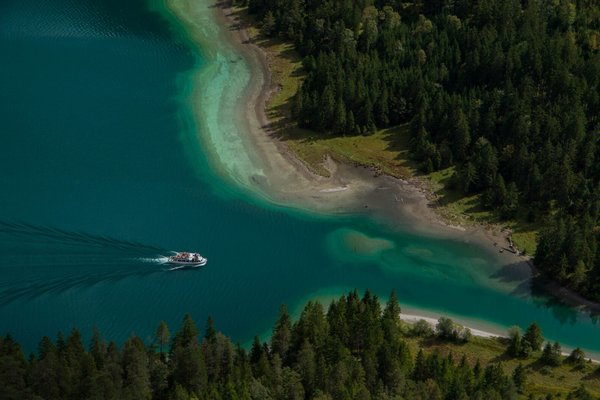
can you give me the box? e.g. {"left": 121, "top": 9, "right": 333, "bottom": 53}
{"left": 401, "top": 313, "right": 505, "bottom": 339}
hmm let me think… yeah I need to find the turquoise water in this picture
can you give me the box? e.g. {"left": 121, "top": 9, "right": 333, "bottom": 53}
{"left": 1, "top": 0, "right": 599, "bottom": 355}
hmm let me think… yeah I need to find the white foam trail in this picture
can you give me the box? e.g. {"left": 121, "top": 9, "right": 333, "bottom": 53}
{"left": 136, "top": 257, "right": 169, "bottom": 264}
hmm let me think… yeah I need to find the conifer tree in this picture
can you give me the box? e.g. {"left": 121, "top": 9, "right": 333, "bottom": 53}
{"left": 507, "top": 326, "right": 523, "bottom": 357}
{"left": 523, "top": 322, "right": 543, "bottom": 353}
{"left": 271, "top": 304, "right": 292, "bottom": 363}
{"left": 512, "top": 363, "right": 526, "bottom": 392}
{"left": 381, "top": 290, "right": 402, "bottom": 344}
{"left": 452, "top": 108, "right": 471, "bottom": 161}
{"left": 541, "top": 341, "right": 562, "bottom": 366}
{"left": 121, "top": 336, "right": 151, "bottom": 400}
{"left": 170, "top": 315, "right": 206, "bottom": 395}
{"left": 261, "top": 11, "right": 276, "bottom": 37}
{"left": 155, "top": 321, "right": 170, "bottom": 360}
{"left": 567, "top": 347, "right": 586, "bottom": 369}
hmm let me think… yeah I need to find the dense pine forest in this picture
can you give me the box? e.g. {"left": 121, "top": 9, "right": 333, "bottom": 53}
{"left": 243, "top": 0, "right": 600, "bottom": 301}
{"left": 1, "top": 290, "right": 598, "bottom": 399}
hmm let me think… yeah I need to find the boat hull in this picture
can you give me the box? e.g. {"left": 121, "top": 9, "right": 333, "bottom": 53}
{"left": 166, "top": 259, "right": 207, "bottom": 267}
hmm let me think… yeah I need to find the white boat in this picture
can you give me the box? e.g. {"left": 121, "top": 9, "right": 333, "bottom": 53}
{"left": 167, "top": 252, "right": 207, "bottom": 267}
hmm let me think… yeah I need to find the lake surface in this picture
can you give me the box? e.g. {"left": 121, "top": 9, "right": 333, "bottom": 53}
{"left": 1, "top": 0, "right": 598, "bottom": 354}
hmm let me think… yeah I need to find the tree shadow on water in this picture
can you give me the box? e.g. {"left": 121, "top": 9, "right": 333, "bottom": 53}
{"left": 490, "top": 260, "right": 600, "bottom": 326}
{"left": 528, "top": 277, "right": 600, "bottom": 325}
{"left": 490, "top": 261, "right": 532, "bottom": 284}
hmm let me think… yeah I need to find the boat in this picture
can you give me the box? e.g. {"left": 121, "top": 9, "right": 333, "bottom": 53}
{"left": 166, "top": 252, "right": 207, "bottom": 267}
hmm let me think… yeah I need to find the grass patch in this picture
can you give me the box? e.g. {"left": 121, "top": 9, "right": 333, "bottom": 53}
{"left": 406, "top": 335, "right": 600, "bottom": 398}
{"left": 287, "top": 127, "right": 417, "bottom": 178}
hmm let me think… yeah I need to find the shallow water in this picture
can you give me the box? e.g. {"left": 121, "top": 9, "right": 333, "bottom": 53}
{"left": 0, "top": 0, "right": 599, "bottom": 355}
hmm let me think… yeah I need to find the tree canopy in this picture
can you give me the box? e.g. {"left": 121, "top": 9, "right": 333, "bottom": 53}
{"left": 1, "top": 290, "right": 594, "bottom": 399}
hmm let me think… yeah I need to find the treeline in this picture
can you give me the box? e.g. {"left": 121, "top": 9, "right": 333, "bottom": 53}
{"left": 244, "top": 0, "right": 600, "bottom": 302}
{"left": 0, "top": 290, "right": 597, "bottom": 399}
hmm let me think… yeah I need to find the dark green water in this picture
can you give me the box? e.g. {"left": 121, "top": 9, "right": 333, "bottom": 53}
{"left": 1, "top": 0, "right": 598, "bottom": 354}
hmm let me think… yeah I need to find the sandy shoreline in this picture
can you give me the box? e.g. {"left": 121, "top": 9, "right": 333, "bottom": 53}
{"left": 401, "top": 313, "right": 505, "bottom": 339}
{"left": 400, "top": 312, "right": 600, "bottom": 362}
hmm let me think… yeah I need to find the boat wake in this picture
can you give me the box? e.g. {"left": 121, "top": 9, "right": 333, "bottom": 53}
{"left": 0, "top": 267, "right": 162, "bottom": 305}
{"left": 0, "top": 220, "right": 171, "bottom": 304}
{"left": 137, "top": 256, "right": 181, "bottom": 271}
{"left": 137, "top": 256, "right": 170, "bottom": 264}
{"left": 0, "top": 220, "right": 165, "bottom": 254}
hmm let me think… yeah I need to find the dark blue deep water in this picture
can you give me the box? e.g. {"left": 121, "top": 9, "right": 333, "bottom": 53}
{"left": 1, "top": 0, "right": 599, "bottom": 354}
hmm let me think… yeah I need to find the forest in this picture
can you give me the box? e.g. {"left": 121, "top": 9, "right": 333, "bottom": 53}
{"left": 0, "top": 290, "right": 597, "bottom": 400}
{"left": 242, "top": 0, "right": 600, "bottom": 301}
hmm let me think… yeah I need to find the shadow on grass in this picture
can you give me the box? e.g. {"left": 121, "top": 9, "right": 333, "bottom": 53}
{"left": 418, "top": 336, "right": 474, "bottom": 350}
{"left": 489, "top": 351, "right": 515, "bottom": 364}
{"left": 583, "top": 366, "right": 600, "bottom": 381}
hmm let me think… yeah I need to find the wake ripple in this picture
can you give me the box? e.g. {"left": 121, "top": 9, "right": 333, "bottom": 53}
{"left": 0, "top": 220, "right": 165, "bottom": 253}
{"left": 0, "top": 220, "right": 169, "bottom": 304}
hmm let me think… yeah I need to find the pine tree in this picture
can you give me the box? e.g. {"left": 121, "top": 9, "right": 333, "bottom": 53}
{"left": 523, "top": 322, "right": 543, "bottom": 353}
{"left": 296, "top": 339, "right": 316, "bottom": 395}
{"left": 473, "top": 138, "right": 498, "bottom": 190}
{"left": 90, "top": 328, "right": 106, "bottom": 370}
{"left": 0, "top": 335, "right": 29, "bottom": 400}
{"left": 334, "top": 100, "right": 347, "bottom": 134}
{"left": 540, "top": 341, "right": 562, "bottom": 366}
{"left": 171, "top": 315, "right": 206, "bottom": 395}
{"left": 512, "top": 363, "right": 526, "bottom": 392}
{"left": 413, "top": 349, "right": 428, "bottom": 381}
{"left": 459, "top": 162, "right": 477, "bottom": 193}
{"left": 250, "top": 336, "right": 263, "bottom": 365}
{"left": 204, "top": 316, "right": 217, "bottom": 343}
{"left": 567, "top": 348, "right": 586, "bottom": 369}
{"left": 321, "top": 86, "right": 336, "bottom": 131}
{"left": 101, "top": 341, "right": 123, "bottom": 399}
{"left": 155, "top": 321, "right": 170, "bottom": 360}
{"left": 346, "top": 110, "right": 356, "bottom": 134}
{"left": 271, "top": 304, "right": 292, "bottom": 363}
{"left": 149, "top": 356, "right": 169, "bottom": 400}
{"left": 501, "top": 181, "right": 519, "bottom": 219}
{"left": 507, "top": 326, "right": 522, "bottom": 357}
{"left": 381, "top": 290, "right": 402, "bottom": 344}
{"left": 172, "top": 314, "right": 199, "bottom": 351}
{"left": 453, "top": 108, "right": 471, "bottom": 161}
{"left": 261, "top": 11, "right": 276, "bottom": 37}
{"left": 31, "top": 337, "right": 60, "bottom": 399}
{"left": 121, "top": 336, "right": 151, "bottom": 400}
